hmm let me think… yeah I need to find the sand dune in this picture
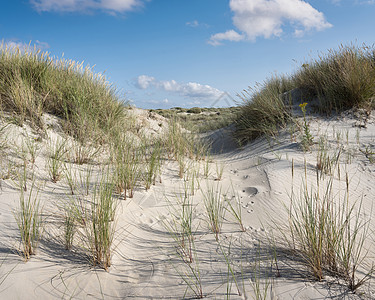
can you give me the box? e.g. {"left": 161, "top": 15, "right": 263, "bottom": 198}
{"left": 1, "top": 109, "right": 375, "bottom": 299}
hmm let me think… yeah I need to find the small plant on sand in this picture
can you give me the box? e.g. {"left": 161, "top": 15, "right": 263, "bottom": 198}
{"left": 217, "top": 239, "right": 243, "bottom": 297}
{"left": 316, "top": 144, "right": 342, "bottom": 178}
{"left": 164, "top": 185, "right": 196, "bottom": 263}
{"left": 14, "top": 181, "right": 43, "bottom": 261}
{"left": 64, "top": 205, "right": 76, "bottom": 250}
{"left": 360, "top": 144, "right": 375, "bottom": 163}
{"left": 203, "top": 153, "right": 211, "bottom": 179}
{"left": 177, "top": 154, "right": 186, "bottom": 179}
{"left": 249, "top": 248, "right": 273, "bottom": 300}
{"left": 64, "top": 163, "right": 78, "bottom": 195}
{"left": 299, "top": 102, "right": 313, "bottom": 151}
{"left": 112, "top": 137, "right": 141, "bottom": 199}
{"left": 47, "top": 138, "right": 67, "bottom": 183}
{"left": 173, "top": 240, "right": 203, "bottom": 299}
{"left": 144, "top": 140, "right": 162, "bottom": 190}
{"left": 22, "top": 132, "right": 41, "bottom": 165}
{"left": 277, "top": 163, "right": 374, "bottom": 291}
{"left": 224, "top": 185, "right": 245, "bottom": 232}
{"left": 84, "top": 171, "right": 116, "bottom": 270}
{"left": 184, "top": 164, "right": 199, "bottom": 196}
{"left": 164, "top": 184, "right": 203, "bottom": 298}
{"left": 215, "top": 162, "right": 225, "bottom": 181}
{"left": 201, "top": 182, "right": 226, "bottom": 241}
{"left": 0, "top": 123, "right": 9, "bottom": 152}
{"left": 69, "top": 139, "right": 101, "bottom": 165}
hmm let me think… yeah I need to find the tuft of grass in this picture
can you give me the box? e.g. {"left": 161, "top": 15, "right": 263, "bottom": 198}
{"left": 64, "top": 163, "right": 77, "bottom": 195}
{"left": 217, "top": 239, "right": 243, "bottom": 297}
{"left": 298, "top": 102, "right": 314, "bottom": 151}
{"left": 84, "top": 170, "right": 116, "bottom": 270}
{"left": 144, "top": 140, "right": 162, "bottom": 190}
{"left": 164, "top": 184, "right": 203, "bottom": 298}
{"left": 164, "top": 117, "right": 211, "bottom": 162}
{"left": 214, "top": 162, "right": 225, "bottom": 181}
{"left": 294, "top": 43, "right": 375, "bottom": 113}
{"left": 112, "top": 136, "right": 141, "bottom": 199}
{"left": 68, "top": 139, "right": 101, "bottom": 165}
{"left": 201, "top": 182, "right": 226, "bottom": 241}
{"left": 79, "top": 164, "right": 94, "bottom": 196}
{"left": 47, "top": 137, "right": 67, "bottom": 183}
{"left": 21, "top": 131, "right": 41, "bottom": 165}
{"left": 234, "top": 75, "right": 293, "bottom": 145}
{"left": 276, "top": 164, "right": 374, "bottom": 290}
{"left": 173, "top": 242, "right": 203, "bottom": 299}
{"left": 249, "top": 250, "right": 273, "bottom": 300}
{"left": 360, "top": 144, "right": 375, "bottom": 163}
{"left": 64, "top": 204, "right": 76, "bottom": 250}
{"left": 164, "top": 184, "right": 196, "bottom": 264}
{"left": 224, "top": 185, "right": 246, "bottom": 232}
{"left": 14, "top": 180, "right": 43, "bottom": 261}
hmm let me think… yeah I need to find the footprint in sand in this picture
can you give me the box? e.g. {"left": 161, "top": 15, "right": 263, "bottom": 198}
{"left": 138, "top": 212, "right": 155, "bottom": 225}
{"left": 242, "top": 187, "right": 258, "bottom": 197}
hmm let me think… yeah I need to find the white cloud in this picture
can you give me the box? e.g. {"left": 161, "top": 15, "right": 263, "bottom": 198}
{"left": 136, "top": 75, "right": 155, "bottom": 89}
{"left": 209, "top": 0, "right": 332, "bottom": 44}
{"left": 3, "top": 40, "right": 50, "bottom": 51}
{"left": 208, "top": 30, "right": 244, "bottom": 46}
{"left": 30, "top": 0, "right": 145, "bottom": 13}
{"left": 186, "top": 20, "right": 200, "bottom": 27}
{"left": 186, "top": 20, "right": 209, "bottom": 28}
{"left": 135, "top": 75, "right": 224, "bottom": 99}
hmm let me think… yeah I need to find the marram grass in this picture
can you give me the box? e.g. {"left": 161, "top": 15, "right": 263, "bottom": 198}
{"left": 0, "top": 43, "right": 127, "bottom": 144}
{"left": 235, "top": 43, "right": 375, "bottom": 144}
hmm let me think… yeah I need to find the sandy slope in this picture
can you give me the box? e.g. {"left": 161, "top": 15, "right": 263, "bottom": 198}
{"left": 1, "top": 109, "right": 375, "bottom": 299}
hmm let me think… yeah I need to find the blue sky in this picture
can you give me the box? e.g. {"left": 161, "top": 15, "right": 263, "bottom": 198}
{"left": 1, "top": 0, "right": 375, "bottom": 109}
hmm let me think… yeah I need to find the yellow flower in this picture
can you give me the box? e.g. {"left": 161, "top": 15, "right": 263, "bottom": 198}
{"left": 299, "top": 102, "right": 308, "bottom": 108}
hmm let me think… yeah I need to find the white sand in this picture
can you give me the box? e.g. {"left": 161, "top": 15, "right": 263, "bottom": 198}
{"left": 0, "top": 109, "right": 374, "bottom": 299}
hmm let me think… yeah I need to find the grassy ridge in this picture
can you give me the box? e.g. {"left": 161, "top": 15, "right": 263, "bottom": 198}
{"left": 0, "top": 43, "right": 126, "bottom": 143}
{"left": 235, "top": 43, "right": 375, "bottom": 144}
{"left": 234, "top": 75, "right": 294, "bottom": 144}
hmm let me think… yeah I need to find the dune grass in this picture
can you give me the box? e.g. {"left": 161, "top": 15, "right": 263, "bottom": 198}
{"left": 275, "top": 162, "right": 374, "bottom": 291}
{"left": 294, "top": 44, "right": 375, "bottom": 113}
{"left": 235, "top": 43, "right": 375, "bottom": 144}
{"left": 87, "top": 173, "right": 116, "bottom": 270}
{"left": 47, "top": 137, "right": 67, "bottom": 183}
{"left": 201, "top": 182, "right": 226, "bottom": 241}
{"left": 0, "top": 43, "right": 127, "bottom": 144}
{"left": 14, "top": 179, "right": 43, "bottom": 261}
{"left": 234, "top": 75, "right": 294, "bottom": 145}
{"left": 224, "top": 185, "right": 245, "bottom": 232}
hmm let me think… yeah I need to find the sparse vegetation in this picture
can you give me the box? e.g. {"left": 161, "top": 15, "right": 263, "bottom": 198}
{"left": 83, "top": 170, "right": 116, "bottom": 270}
{"left": 235, "top": 43, "right": 375, "bottom": 144}
{"left": 14, "top": 180, "right": 43, "bottom": 261}
{"left": 274, "top": 163, "right": 374, "bottom": 290}
{"left": 234, "top": 75, "right": 293, "bottom": 144}
{"left": 201, "top": 182, "right": 226, "bottom": 241}
{"left": 47, "top": 137, "right": 66, "bottom": 183}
